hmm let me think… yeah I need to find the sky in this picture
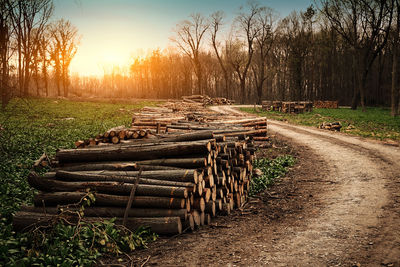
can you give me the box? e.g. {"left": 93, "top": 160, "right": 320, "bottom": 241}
{"left": 52, "top": 0, "right": 314, "bottom": 76}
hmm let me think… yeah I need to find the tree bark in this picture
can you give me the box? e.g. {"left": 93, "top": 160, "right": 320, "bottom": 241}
{"left": 34, "top": 192, "right": 186, "bottom": 209}
{"left": 28, "top": 172, "right": 188, "bottom": 198}
{"left": 56, "top": 140, "right": 212, "bottom": 163}
{"left": 13, "top": 211, "right": 182, "bottom": 235}
{"left": 56, "top": 169, "right": 199, "bottom": 184}
{"left": 20, "top": 206, "right": 188, "bottom": 220}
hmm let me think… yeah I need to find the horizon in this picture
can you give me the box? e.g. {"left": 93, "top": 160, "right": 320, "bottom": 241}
{"left": 52, "top": 0, "right": 314, "bottom": 77}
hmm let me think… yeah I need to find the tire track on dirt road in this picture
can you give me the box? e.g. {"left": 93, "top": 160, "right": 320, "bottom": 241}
{"left": 219, "top": 105, "right": 400, "bottom": 266}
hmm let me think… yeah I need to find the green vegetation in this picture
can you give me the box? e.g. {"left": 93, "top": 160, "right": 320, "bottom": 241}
{"left": 1, "top": 193, "right": 157, "bottom": 266}
{"left": 0, "top": 98, "right": 158, "bottom": 265}
{"left": 241, "top": 107, "right": 400, "bottom": 141}
{"left": 250, "top": 155, "right": 295, "bottom": 196}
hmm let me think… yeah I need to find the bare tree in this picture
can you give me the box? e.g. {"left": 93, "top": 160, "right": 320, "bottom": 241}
{"left": 251, "top": 6, "right": 277, "bottom": 104}
{"left": 0, "top": 0, "right": 12, "bottom": 109}
{"left": 231, "top": 1, "right": 260, "bottom": 103}
{"left": 391, "top": 0, "right": 400, "bottom": 116}
{"left": 172, "top": 13, "right": 209, "bottom": 95}
{"left": 319, "top": 0, "right": 394, "bottom": 111}
{"left": 49, "top": 19, "right": 79, "bottom": 97}
{"left": 210, "top": 11, "right": 231, "bottom": 98}
{"left": 8, "top": 0, "right": 53, "bottom": 96}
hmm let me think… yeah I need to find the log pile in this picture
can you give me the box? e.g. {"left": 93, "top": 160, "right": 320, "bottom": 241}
{"left": 281, "top": 101, "right": 313, "bottom": 114}
{"left": 319, "top": 121, "right": 342, "bottom": 131}
{"left": 182, "top": 95, "right": 233, "bottom": 105}
{"left": 313, "top": 100, "right": 339, "bottom": 109}
{"left": 75, "top": 125, "right": 151, "bottom": 148}
{"left": 272, "top": 101, "right": 282, "bottom": 111}
{"left": 261, "top": 100, "right": 273, "bottom": 111}
{"left": 263, "top": 101, "right": 312, "bottom": 114}
{"left": 15, "top": 105, "right": 268, "bottom": 236}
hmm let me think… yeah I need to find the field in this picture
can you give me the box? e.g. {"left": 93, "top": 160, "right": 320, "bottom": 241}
{"left": 241, "top": 107, "right": 400, "bottom": 142}
{"left": 0, "top": 98, "right": 159, "bottom": 219}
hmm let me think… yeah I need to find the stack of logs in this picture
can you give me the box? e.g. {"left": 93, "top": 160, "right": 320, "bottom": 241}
{"left": 75, "top": 126, "right": 150, "bottom": 148}
{"left": 319, "top": 122, "right": 342, "bottom": 131}
{"left": 281, "top": 101, "right": 313, "bottom": 114}
{"left": 14, "top": 109, "right": 268, "bottom": 236}
{"left": 313, "top": 100, "right": 339, "bottom": 109}
{"left": 262, "top": 101, "right": 313, "bottom": 114}
{"left": 182, "top": 95, "right": 233, "bottom": 105}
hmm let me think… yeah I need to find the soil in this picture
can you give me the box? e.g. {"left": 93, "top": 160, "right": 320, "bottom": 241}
{"left": 102, "top": 106, "right": 400, "bottom": 267}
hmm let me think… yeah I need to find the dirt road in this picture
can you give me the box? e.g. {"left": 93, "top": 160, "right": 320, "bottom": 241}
{"left": 125, "top": 106, "right": 400, "bottom": 266}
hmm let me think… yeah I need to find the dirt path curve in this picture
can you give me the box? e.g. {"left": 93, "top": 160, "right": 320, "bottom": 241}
{"left": 214, "top": 105, "right": 400, "bottom": 266}
{"left": 127, "top": 106, "right": 400, "bottom": 267}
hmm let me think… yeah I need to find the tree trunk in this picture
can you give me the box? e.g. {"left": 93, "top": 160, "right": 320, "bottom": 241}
{"left": 392, "top": 13, "right": 399, "bottom": 116}
{"left": 56, "top": 140, "right": 212, "bottom": 163}
{"left": 56, "top": 162, "right": 181, "bottom": 172}
{"left": 55, "top": 169, "right": 199, "bottom": 184}
{"left": 20, "top": 205, "right": 188, "bottom": 220}
{"left": 34, "top": 191, "right": 186, "bottom": 209}
{"left": 28, "top": 172, "right": 189, "bottom": 198}
{"left": 13, "top": 211, "right": 182, "bottom": 235}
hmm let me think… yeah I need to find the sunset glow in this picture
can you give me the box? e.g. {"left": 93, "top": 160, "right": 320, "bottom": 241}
{"left": 54, "top": 0, "right": 313, "bottom": 76}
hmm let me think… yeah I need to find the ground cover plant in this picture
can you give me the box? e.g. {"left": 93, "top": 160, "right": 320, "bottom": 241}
{"left": 250, "top": 155, "right": 295, "bottom": 197}
{"left": 241, "top": 107, "right": 400, "bottom": 141}
{"left": 0, "top": 98, "right": 158, "bottom": 265}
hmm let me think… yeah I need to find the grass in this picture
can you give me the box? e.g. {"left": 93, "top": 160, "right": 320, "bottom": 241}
{"left": 0, "top": 97, "right": 158, "bottom": 265}
{"left": 241, "top": 107, "right": 400, "bottom": 141}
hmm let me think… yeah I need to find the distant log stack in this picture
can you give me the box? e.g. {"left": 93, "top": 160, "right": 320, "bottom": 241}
{"left": 313, "top": 100, "right": 339, "bottom": 109}
{"left": 182, "top": 95, "right": 233, "bottom": 105}
{"left": 272, "top": 101, "right": 282, "bottom": 111}
{"left": 281, "top": 101, "right": 312, "bottom": 114}
{"left": 15, "top": 104, "right": 268, "bottom": 236}
{"left": 263, "top": 101, "right": 312, "bottom": 114}
{"left": 261, "top": 100, "right": 273, "bottom": 111}
{"left": 319, "top": 121, "right": 342, "bottom": 131}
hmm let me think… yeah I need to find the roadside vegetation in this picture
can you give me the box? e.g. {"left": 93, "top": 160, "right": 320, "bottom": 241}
{"left": 0, "top": 98, "right": 158, "bottom": 265}
{"left": 250, "top": 155, "right": 295, "bottom": 197}
{"left": 242, "top": 107, "right": 400, "bottom": 142}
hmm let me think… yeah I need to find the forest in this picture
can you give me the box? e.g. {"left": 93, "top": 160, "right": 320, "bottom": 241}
{"left": 0, "top": 0, "right": 399, "bottom": 116}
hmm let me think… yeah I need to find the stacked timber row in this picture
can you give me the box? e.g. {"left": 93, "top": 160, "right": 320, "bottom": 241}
{"left": 182, "top": 95, "right": 234, "bottom": 105}
{"left": 75, "top": 125, "right": 150, "bottom": 148}
{"left": 313, "top": 100, "right": 339, "bottom": 109}
{"left": 263, "top": 101, "right": 313, "bottom": 113}
{"left": 14, "top": 115, "right": 267, "bottom": 235}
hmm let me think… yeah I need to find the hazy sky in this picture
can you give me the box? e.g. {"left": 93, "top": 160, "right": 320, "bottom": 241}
{"left": 52, "top": 0, "right": 313, "bottom": 76}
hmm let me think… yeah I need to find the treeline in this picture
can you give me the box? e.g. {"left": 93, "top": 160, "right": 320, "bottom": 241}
{"left": 1, "top": 0, "right": 400, "bottom": 116}
{"left": 0, "top": 0, "right": 79, "bottom": 109}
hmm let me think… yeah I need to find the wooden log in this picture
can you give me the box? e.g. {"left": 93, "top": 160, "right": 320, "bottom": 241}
{"left": 220, "top": 203, "right": 231, "bottom": 215}
{"left": 191, "top": 210, "right": 201, "bottom": 228}
{"left": 20, "top": 206, "right": 187, "bottom": 220}
{"left": 185, "top": 213, "right": 195, "bottom": 231}
{"left": 56, "top": 140, "right": 212, "bottom": 163}
{"left": 13, "top": 211, "right": 182, "bottom": 235}
{"left": 29, "top": 172, "right": 188, "bottom": 198}
{"left": 34, "top": 192, "right": 186, "bottom": 209}
{"left": 56, "top": 169, "right": 198, "bottom": 184}
{"left": 202, "top": 188, "right": 211, "bottom": 203}
{"left": 47, "top": 171, "right": 196, "bottom": 190}
{"left": 33, "top": 153, "right": 48, "bottom": 168}
{"left": 200, "top": 212, "right": 205, "bottom": 226}
{"left": 111, "top": 136, "right": 120, "bottom": 144}
{"left": 204, "top": 213, "right": 211, "bottom": 225}
{"left": 192, "top": 197, "right": 205, "bottom": 212}
{"left": 136, "top": 157, "right": 207, "bottom": 168}
{"left": 205, "top": 201, "right": 216, "bottom": 216}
